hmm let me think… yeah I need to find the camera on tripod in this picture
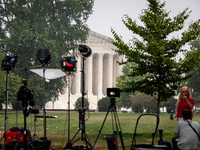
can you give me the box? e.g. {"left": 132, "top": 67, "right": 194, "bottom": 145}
{"left": 107, "top": 88, "right": 120, "bottom": 107}
{"left": 17, "top": 79, "right": 34, "bottom": 106}
{"left": 107, "top": 88, "right": 120, "bottom": 98}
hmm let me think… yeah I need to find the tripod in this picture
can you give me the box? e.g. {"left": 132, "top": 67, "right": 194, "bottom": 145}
{"left": 93, "top": 97, "right": 125, "bottom": 150}
{"left": 12, "top": 99, "right": 32, "bottom": 150}
{"left": 64, "top": 57, "right": 93, "bottom": 150}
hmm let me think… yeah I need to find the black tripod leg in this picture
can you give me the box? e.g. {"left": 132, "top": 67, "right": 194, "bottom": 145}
{"left": 118, "top": 130, "right": 125, "bottom": 150}
{"left": 93, "top": 106, "right": 111, "bottom": 148}
{"left": 113, "top": 107, "right": 125, "bottom": 150}
{"left": 14, "top": 131, "right": 23, "bottom": 150}
{"left": 82, "top": 129, "right": 93, "bottom": 149}
{"left": 64, "top": 129, "right": 81, "bottom": 148}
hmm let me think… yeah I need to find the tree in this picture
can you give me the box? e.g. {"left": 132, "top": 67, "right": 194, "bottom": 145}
{"left": 0, "top": 0, "right": 94, "bottom": 107}
{"left": 189, "top": 92, "right": 200, "bottom": 114}
{"left": 98, "top": 97, "right": 110, "bottom": 112}
{"left": 116, "top": 62, "right": 150, "bottom": 108}
{"left": 74, "top": 97, "right": 90, "bottom": 111}
{"left": 111, "top": 0, "right": 200, "bottom": 119}
{"left": 182, "top": 37, "right": 200, "bottom": 93}
{"left": 116, "top": 62, "right": 134, "bottom": 108}
{"left": 130, "top": 92, "right": 156, "bottom": 113}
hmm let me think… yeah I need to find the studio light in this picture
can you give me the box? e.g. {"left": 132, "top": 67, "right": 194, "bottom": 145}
{"left": 60, "top": 56, "right": 76, "bottom": 72}
{"left": 36, "top": 49, "right": 51, "bottom": 65}
{"left": 79, "top": 45, "right": 92, "bottom": 57}
{"left": 1, "top": 55, "right": 18, "bottom": 71}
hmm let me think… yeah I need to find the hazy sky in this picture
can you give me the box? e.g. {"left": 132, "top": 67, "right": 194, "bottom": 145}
{"left": 87, "top": 0, "right": 200, "bottom": 46}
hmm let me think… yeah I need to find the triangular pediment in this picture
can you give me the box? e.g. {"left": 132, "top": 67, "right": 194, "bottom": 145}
{"left": 87, "top": 31, "right": 113, "bottom": 44}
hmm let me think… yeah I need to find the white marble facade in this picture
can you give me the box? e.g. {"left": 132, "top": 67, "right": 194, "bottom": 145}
{"left": 45, "top": 31, "right": 123, "bottom": 110}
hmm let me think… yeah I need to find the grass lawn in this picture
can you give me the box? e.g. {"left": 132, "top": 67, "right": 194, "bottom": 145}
{"left": 0, "top": 110, "right": 199, "bottom": 150}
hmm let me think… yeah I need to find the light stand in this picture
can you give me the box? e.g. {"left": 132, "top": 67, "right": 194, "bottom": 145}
{"left": 1, "top": 55, "right": 18, "bottom": 145}
{"left": 63, "top": 45, "right": 93, "bottom": 150}
{"left": 34, "top": 49, "right": 52, "bottom": 149}
{"left": 43, "top": 67, "right": 46, "bottom": 138}
{"left": 63, "top": 72, "right": 73, "bottom": 149}
{"left": 4, "top": 70, "right": 9, "bottom": 133}
{"left": 60, "top": 55, "right": 77, "bottom": 149}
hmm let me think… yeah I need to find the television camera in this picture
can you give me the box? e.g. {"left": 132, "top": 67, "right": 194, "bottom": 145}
{"left": 17, "top": 79, "right": 34, "bottom": 107}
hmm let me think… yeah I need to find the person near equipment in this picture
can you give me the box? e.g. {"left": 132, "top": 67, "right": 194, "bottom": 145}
{"left": 172, "top": 109, "right": 200, "bottom": 150}
{"left": 171, "top": 86, "right": 194, "bottom": 122}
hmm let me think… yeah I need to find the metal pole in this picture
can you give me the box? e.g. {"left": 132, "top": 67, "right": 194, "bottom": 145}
{"left": 4, "top": 70, "right": 9, "bottom": 133}
{"left": 82, "top": 57, "right": 85, "bottom": 108}
{"left": 43, "top": 67, "right": 46, "bottom": 137}
{"left": 68, "top": 74, "right": 71, "bottom": 145}
{"left": 81, "top": 57, "right": 85, "bottom": 140}
{"left": 23, "top": 101, "right": 28, "bottom": 150}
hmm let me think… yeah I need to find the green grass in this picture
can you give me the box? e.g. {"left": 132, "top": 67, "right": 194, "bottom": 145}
{"left": 0, "top": 110, "right": 200, "bottom": 150}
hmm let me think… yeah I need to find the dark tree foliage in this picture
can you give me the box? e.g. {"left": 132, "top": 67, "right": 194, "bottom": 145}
{"left": 116, "top": 62, "right": 149, "bottom": 109}
{"left": 0, "top": 0, "right": 94, "bottom": 107}
{"left": 183, "top": 37, "right": 200, "bottom": 93}
{"left": 98, "top": 97, "right": 110, "bottom": 112}
{"left": 111, "top": 0, "right": 200, "bottom": 118}
{"left": 74, "top": 97, "right": 89, "bottom": 111}
{"left": 130, "top": 92, "right": 156, "bottom": 113}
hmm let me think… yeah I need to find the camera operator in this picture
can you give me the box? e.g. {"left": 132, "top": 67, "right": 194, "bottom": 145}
{"left": 172, "top": 109, "right": 200, "bottom": 150}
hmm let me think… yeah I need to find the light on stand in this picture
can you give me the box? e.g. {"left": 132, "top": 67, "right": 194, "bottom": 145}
{"left": 1, "top": 55, "right": 18, "bottom": 133}
{"left": 35, "top": 49, "right": 51, "bottom": 149}
{"left": 63, "top": 45, "right": 93, "bottom": 150}
{"left": 1, "top": 55, "right": 18, "bottom": 71}
{"left": 36, "top": 49, "right": 51, "bottom": 65}
{"left": 60, "top": 56, "right": 76, "bottom": 72}
{"left": 79, "top": 45, "right": 92, "bottom": 57}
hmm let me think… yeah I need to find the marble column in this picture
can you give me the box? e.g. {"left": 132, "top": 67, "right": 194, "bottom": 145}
{"left": 98, "top": 53, "right": 103, "bottom": 97}
{"left": 87, "top": 54, "right": 93, "bottom": 94}
{"left": 108, "top": 54, "right": 114, "bottom": 88}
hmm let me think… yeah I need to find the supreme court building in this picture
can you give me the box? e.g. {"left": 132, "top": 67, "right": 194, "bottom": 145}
{"left": 45, "top": 31, "right": 123, "bottom": 110}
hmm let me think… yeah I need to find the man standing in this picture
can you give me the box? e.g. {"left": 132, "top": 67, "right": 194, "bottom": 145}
{"left": 172, "top": 109, "right": 200, "bottom": 150}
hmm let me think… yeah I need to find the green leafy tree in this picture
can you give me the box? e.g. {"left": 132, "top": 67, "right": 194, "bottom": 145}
{"left": 190, "top": 92, "right": 200, "bottom": 113}
{"left": 130, "top": 92, "right": 156, "bottom": 113}
{"left": 111, "top": 0, "right": 200, "bottom": 119}
{"left": 0, "top": 0, "right": 94, "bottom": 107}
{"left": 116, "top": 62, "right": 150, "bottom": 109}
{"left": 116, "top": 62, "right": 134, "bottom": 108}
{"left": 98, "top": 97, "right": 110, "bottom": 112}
{"left": 182, "top": 37, "right": 200, "bottom": 92}
{"left": 74, "top": 97, "right": 89, "bottom": 111}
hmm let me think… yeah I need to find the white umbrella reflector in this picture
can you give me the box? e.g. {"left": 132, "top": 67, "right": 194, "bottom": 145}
{"left": 30, "top": 68, "right": 68, "bottom": 80}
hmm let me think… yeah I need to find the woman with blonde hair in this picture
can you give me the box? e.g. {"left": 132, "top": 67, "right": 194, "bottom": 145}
{"left": 172, "top": 86, "right": 194, "bottom": 122}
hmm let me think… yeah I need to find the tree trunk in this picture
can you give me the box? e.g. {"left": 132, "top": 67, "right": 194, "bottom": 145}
{"left": 156, "top": 94, "right": 161, "bottom": 134}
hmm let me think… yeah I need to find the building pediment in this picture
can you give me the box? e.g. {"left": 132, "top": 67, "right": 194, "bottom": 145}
{"left": 87, "top": 31, "right": 113, "bottom": 44}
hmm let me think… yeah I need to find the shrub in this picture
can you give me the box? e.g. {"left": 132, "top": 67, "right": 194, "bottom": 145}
{"left": 98, "top": 97, "right": 110, "bottom": 112}
{"left": 74, "top": 97, "right": 89, "bottom": 111}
